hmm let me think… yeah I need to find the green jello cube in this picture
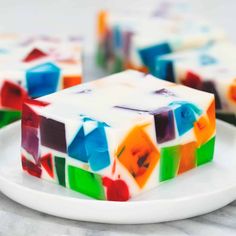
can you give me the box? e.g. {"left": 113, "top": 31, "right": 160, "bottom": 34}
{"left": 160, "top": 145, "right": 180, "bottom": 182}
{"left": 196, "top": 136, "right": 215, "bottom": 166}
{"left": 68, "top": 165, "right": 105, "bottom": 200}
{"left": 0, "top": 109, "right": 21, "bottom": 128}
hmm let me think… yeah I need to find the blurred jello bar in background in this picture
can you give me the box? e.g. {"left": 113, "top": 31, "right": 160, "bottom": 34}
{"left": 0, "top": 34, "right": 82, "bottom": 128}
{"left": 21, "top": 70, "right": 216, "bottom": 201}
{"left": 96, "top": 4, "right": 226, "bottom": 75}
{"left": 156, "top": 42, "right": 236, "bottom": 124}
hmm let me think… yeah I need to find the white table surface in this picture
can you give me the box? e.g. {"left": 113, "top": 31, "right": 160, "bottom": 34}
{"left": 0, "top": 0, "right": 236, "bottom": 235}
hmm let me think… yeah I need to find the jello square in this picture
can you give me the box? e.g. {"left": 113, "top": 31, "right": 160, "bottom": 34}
{"left": 0, "top": 34, "right": 83, "bottom": 128}
{"left": 96, "top": 9, "right": 225, "bottom": 74}
{"left": 21, "top": 70, "right": 216, "bottom": 201}
{"left": 156, "top": 42, "right": 236, "bottom": 124}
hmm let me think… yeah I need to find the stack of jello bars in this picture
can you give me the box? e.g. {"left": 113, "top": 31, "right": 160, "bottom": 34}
{"left": 0, "top": 34, "right": 82, "bottom": 128}
{"left": 96, "top": 5, "right": 235, "bottom": 124}
{"left": 0, "top": 1, "right": 232, "bottom": 202}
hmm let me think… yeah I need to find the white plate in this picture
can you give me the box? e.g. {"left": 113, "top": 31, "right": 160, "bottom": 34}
{"left": 0, "top": 120, "right": 235, "bottom": 224}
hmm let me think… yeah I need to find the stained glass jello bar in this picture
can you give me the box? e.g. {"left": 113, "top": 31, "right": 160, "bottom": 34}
{"left": 21, "top": 70, "right": 216, "bottom": 201}
{"left": 156, "top": 42, "right": 236, "bottom": 124}
{"left": 96, "top": 10, "right": 225, "bottom": 74}
{"left": 0, "top": 34, "right": 82, "bottom": 128}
